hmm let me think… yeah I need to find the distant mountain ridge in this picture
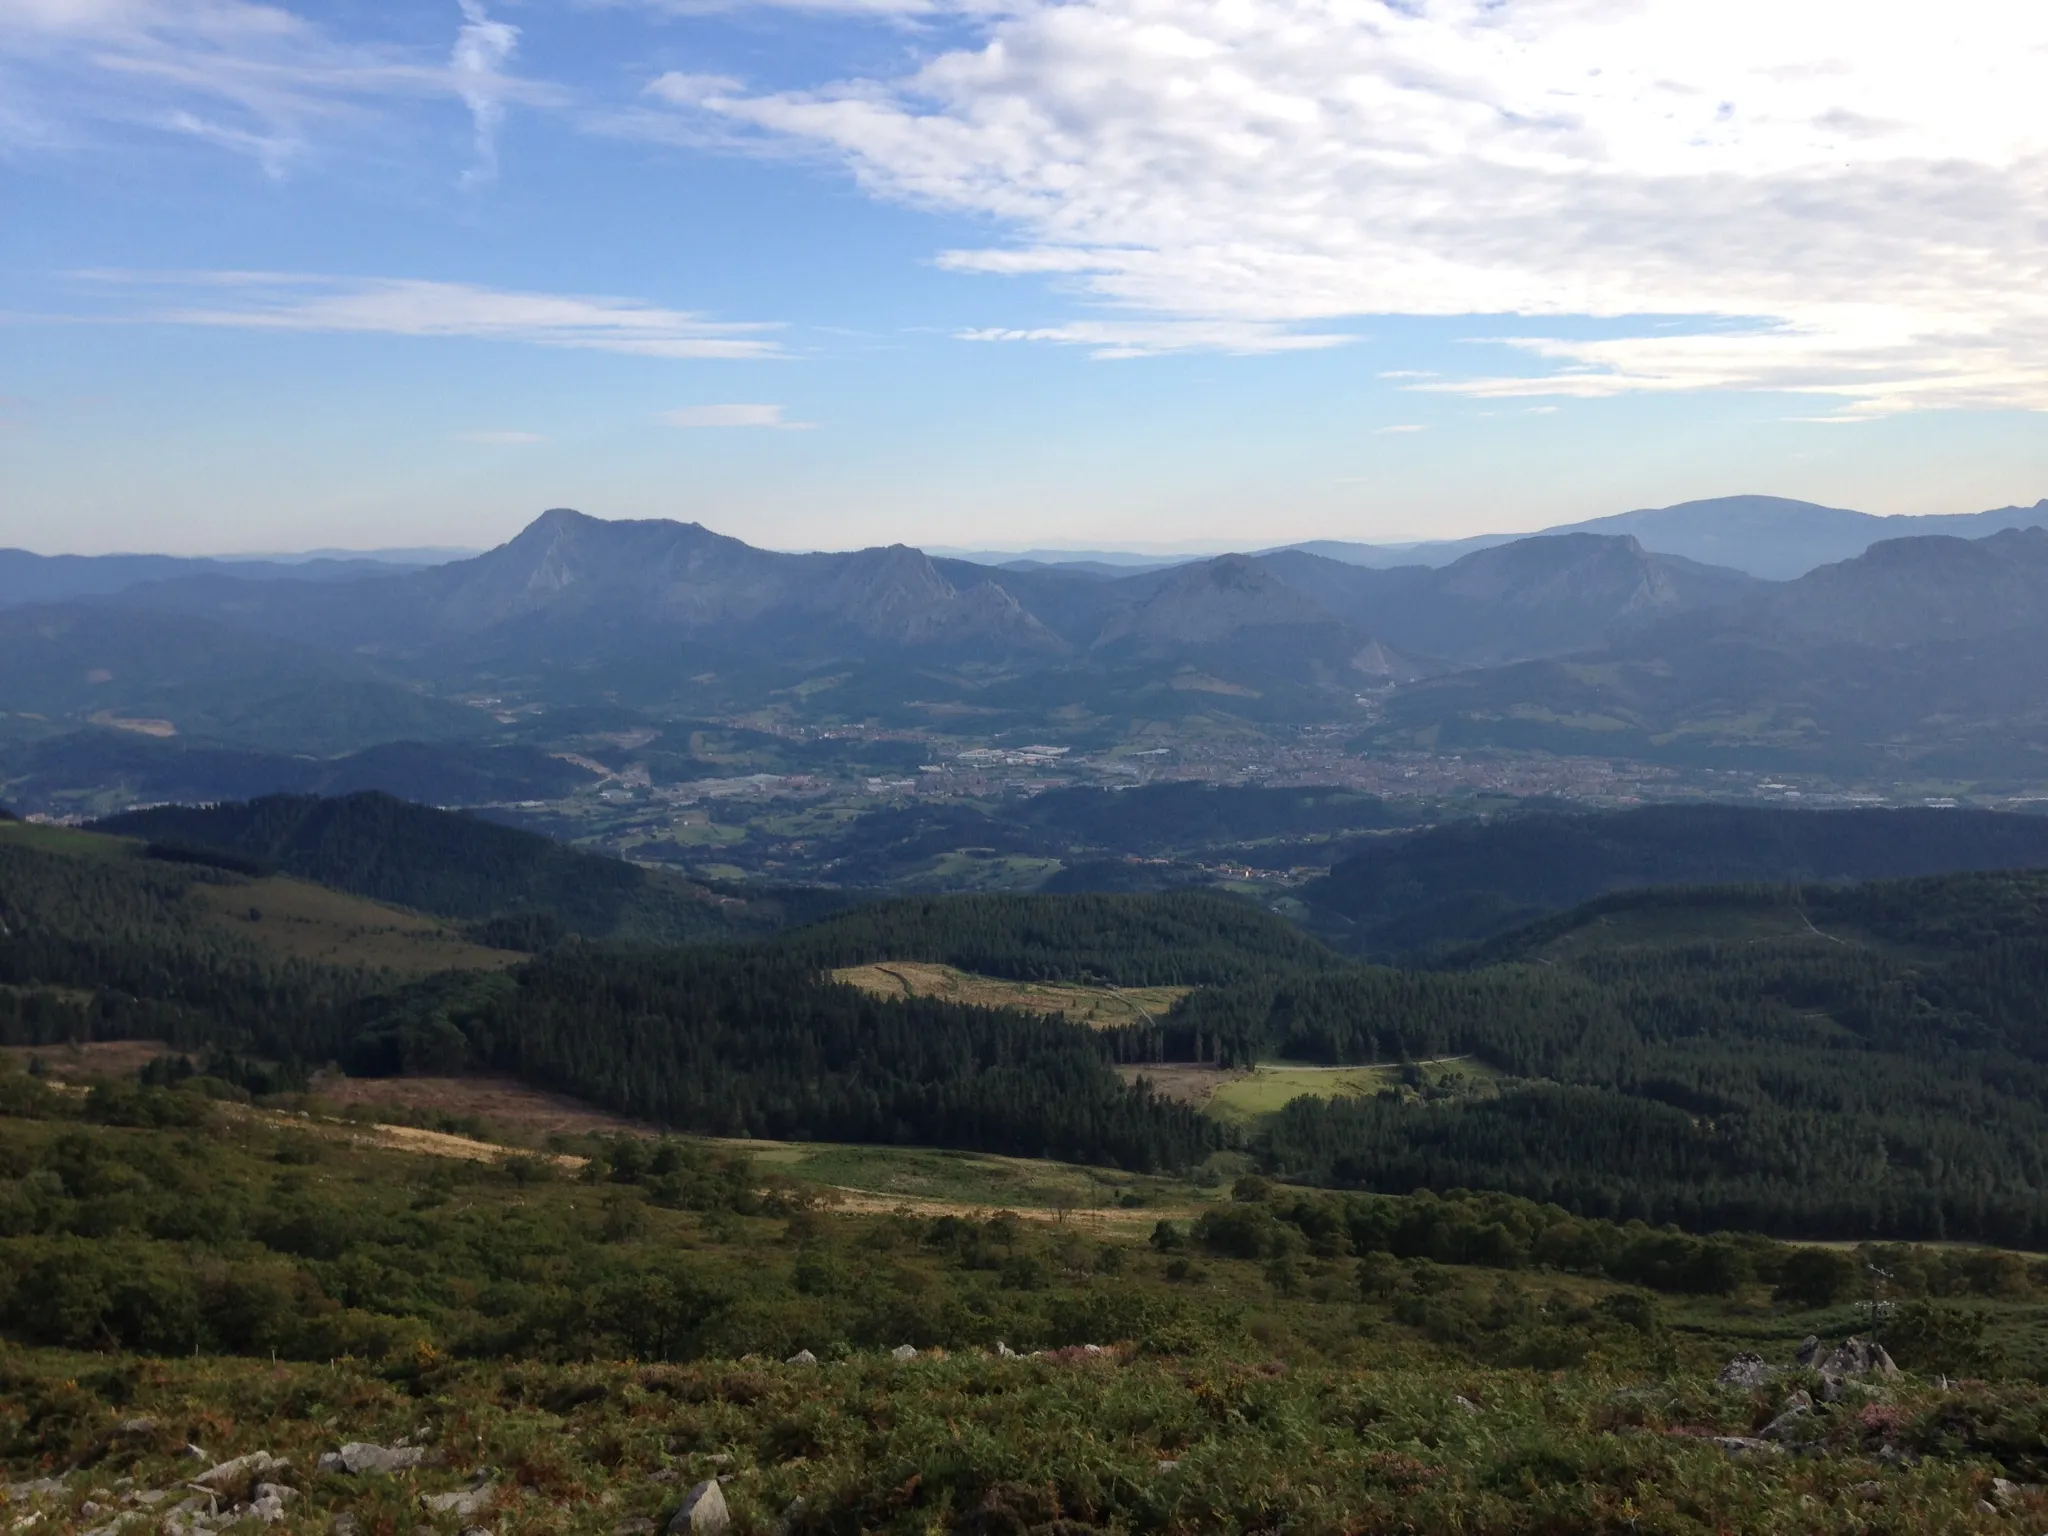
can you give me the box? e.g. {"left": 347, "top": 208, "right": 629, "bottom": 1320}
{"left": 0, "top": 549, "right": 442, "bottom": 608}
{"left": 1364, "top": 525, "right": 2048, "bottom": 776}
{"left": 88, "top": 508, "right": 1763, "bottom": 686}
{"left": 1282, "top": 493, "right": 2048, "bottom": 580}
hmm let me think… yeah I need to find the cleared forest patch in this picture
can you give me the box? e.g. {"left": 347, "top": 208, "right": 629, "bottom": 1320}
{"left": 832, "top": 960, "right": 1191, "bottom": 1027}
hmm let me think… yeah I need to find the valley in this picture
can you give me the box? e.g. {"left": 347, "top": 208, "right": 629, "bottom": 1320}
{"left": 10, "top": 505, "right": 2048, "bottom": 1532}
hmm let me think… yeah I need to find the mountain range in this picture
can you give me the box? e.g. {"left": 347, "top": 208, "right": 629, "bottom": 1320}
{"left": 942, "top": 494, "right": 2048, "bottom": 583}
{"left": 4, "top": 500, "right": 2048, "bottom": 808}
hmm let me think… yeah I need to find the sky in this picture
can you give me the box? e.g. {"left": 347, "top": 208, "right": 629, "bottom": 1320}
{"left": 2, "top": 0, "right": 2046, "bottom": 556}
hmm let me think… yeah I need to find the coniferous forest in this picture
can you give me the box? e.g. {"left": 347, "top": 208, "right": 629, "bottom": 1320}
{"left": 14, "top": 800, "right": 2048, "bottom": 1239}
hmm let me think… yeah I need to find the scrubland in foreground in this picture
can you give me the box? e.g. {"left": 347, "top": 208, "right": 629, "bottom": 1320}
{"left": 8, "top": 1070, "right": 2048, "bottom": 1533}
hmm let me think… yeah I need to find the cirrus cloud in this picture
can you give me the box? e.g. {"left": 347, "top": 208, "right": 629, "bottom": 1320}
{"left": 662, "top": 403, "right": 812, "bottom": 427}
{"left": 74, "top": 270, "right": 784, "bottom": 359}
{"left": 664, "top": 0, "right": 2048, "bottom": 413}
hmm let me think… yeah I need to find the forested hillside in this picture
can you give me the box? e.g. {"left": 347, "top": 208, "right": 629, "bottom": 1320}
{"left": 0, "top": 825, "right": 389, "bottom": 1056}
{"left": 768, "top": 890, "right": 1336, "bottom": 985}
{"left": 1239, "top": 876, "right": 2048, "bottom": 1242}
{"left": 0, "top": 823, "right": 1217, "bottom": 1170}
{"left": 23, "top": 797, "right": 2048, "bottom": 1238}
{"left": 92, "top": 792, "right": 837, "bottom": 946}
{"left": 1303, "top": 802, "right": 2048, "bottom": 955}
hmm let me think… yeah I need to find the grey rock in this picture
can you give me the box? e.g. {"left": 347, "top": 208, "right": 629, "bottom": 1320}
{"left": 422, "top": 1482, "right": 496, "bottom": 1518}
{"left": 116, "top": 1418, "right": 159, "bottom": 1438}
{"left": 669, "top": 1479, "right": 731, "bottom": 1535}
{"left": 1709, "top": 1436, "right": 1783, "bottom": 1457}
{"left": 704, "top": 1454, "right": 733, "bottom": 1469}
{"left": 249, "top": 1492, "right": 288, "bottom": 1524}
{"left": 1760, "top": 1404, "right": 1812, "bottom": 1442}
{"left": 1976, "top": 1499, "right": 1998, "bottom": 1515}
{"left": 81, "top": 1501, "right": 107, "bottom": 1518}
{"left": 9, "top": 1477, "right": 68, "bottom": 1504}
{"left": 330, "top": 1517, "right": 360, "bottom": 1535}
{"left": 1989, "top": 1477, "right": 2034, "bottom": 1508}
{"left": 333, "top": 1443, "right": 426, "bottom": 1476}
{"left": 1155, "top": 1461, "right": 1180, "bottom": 1474}
{"left": 774, "top": 1496, "right": 807, "bottom": 1536}
{"left": 1453, "top": 1395, "right": 1482, "bottom": 1415}
{"left": 1811, "top": 1337, "right": 1899, "bottom": 1381}
{"left": 1795, "top": 1334, "right": 1823, "bottom": 1367}
{"left": 1852, "top": 1480, "right": 1883, "bottom": 1502}
{"left": 784, "top": 1350, "right": 818, "bottom": 1366}
{"left": 131, "top": 1490, "right": 169, "bottom": 1507}
{"left": 891, "top": 1344, "right": 918, "bottom": 1362}
{"left": 995, "top": 1342, "right": 1018, "bottom": 1359}
{"left": 458, "top": 1529, "right": 494, "bottom": 1536}
{"left": 195, "top": 1451, "right": 285, "bottom": 1489}
{"left": 1716, "top": 1354, "right": 1777, "bottom": 1390}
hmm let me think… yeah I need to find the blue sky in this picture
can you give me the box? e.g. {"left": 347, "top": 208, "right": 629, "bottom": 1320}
{"left": 3, "top": 0, "right": 2046, "bottom": 556}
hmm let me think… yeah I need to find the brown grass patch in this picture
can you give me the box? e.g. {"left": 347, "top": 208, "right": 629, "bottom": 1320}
{"left": 310, "top": 1073, "right": 661, "bottom": 1141}
{"left": 834, "top": 961, "right": 1190, "bottom": 1028}
{"left": 0, "top": 1039, "right": 174, "bottom": 1078}
{"left": 1115, "top": 1062, "right": 1244, "bottom": 1109}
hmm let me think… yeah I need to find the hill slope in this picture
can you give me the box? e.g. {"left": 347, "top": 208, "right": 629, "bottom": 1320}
{"left": 91, "top": 792, "right": 810, "bottom": 946}
{"left": 1302, "top": 803, "right": 2048, "bottom": 955}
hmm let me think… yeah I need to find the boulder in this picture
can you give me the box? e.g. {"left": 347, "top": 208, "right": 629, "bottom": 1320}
{"left": 669, "top": 1479, "right": 730, "bottom": 1536}
{"left": 891, "top": 1345, "right": 918, "bottom": 1362}
{"left": 325, "top": 1443, "right": 426, "bottom": 1476}
{"left": 995, "top": 1342, "right": 1018, "bottom": 1359}
{"left": 784, "top": 1350, "right": 818, "bottom": 1367}
{"left": 1812, "top": 1337, "right": 1898, "bottom": 1381}
{"left": 1716, "top": 1354, "right": 1777, "bottom": 1391}
{"left": 1988, "top": 1477, "right": 2036, "bottom": 1509}
{"left": 422, "top": 1482, "right": 496, "bottom": 1519}
{"left": 1760, "top": 1391, "right": 1814, "bottom": 1443}
{"left": 194, "top": 1452, "right": 287, "bottom": 1490}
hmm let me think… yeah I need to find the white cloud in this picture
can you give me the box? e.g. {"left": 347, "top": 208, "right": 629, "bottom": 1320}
{"left": 663, "top": 403, "right": 811, "bottom": 426}
{"left": 961, "top": 318, "right": 1347, "bottom": 358}
{"left": 0, "top": 0, "right": 559, "bottom": 174}
{"left": 452, "top": 0, "right": 518, "bottom": 186}
{"left": 1375, "top": 423, "right": 1425, "bottom": 435}
{"left": 77, "top": 271, "right": 783, "bottom": 359}
{"left": 458, "top": 428, "right": 545, "bottom": 442}
{"left": 680, "top": 0, "right": 2048, "bottom": 412}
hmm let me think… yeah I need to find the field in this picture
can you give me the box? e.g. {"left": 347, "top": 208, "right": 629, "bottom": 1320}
{"left": 190, "top": 874, "right": 523, "bottom": 974}
{"left": 758, "top": 1142, "right": 1218, "bottom": 1218}
{"left": 1125, "top": 1057, "right": 1503, "bottom": 1124}
{"left": 1204, "top": 1062, "right": 1397, "bottom": 1121}
{"left": 833, "top": 960, "right": 1192, "bottom": 1027}
{"left": 276, "top": 1072, "right": 1219, "bottom": 1219}
{"left": 303, "top": 1072, "right": 661, "bottom": 1142}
